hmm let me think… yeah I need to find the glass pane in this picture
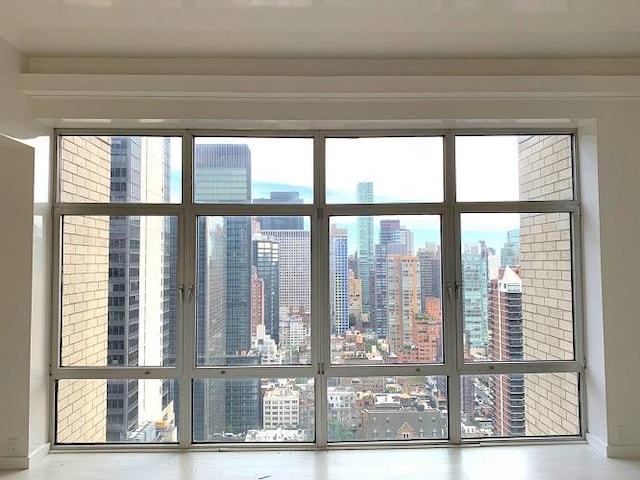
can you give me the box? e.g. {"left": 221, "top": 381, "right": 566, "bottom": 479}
{"left": 56, "top": 379, "right": 179, "bottom": 443}
{"left": 461, "top": 213, "right": 574, "bottom": 362}
{"left": 329, "top": 216, "right": 443, "bottom": 365}
{"left": 61, "top": 215, "right": 178, "bottom": 367}
{"left": 193, "top": 137, "right": 313, "bottom": 204}
{"left": 193, "top": 378, "right": 314, "bottom": 442}
{"left": 456, "top": 135, "right": 574, "bottom": 202}
{"left": 59, "top": 135, "right": 181, "bottom": 203}
{"left": 460, "top": 373, "right": 579, "bottom": 438}
{"left": 325, "top": 137, "right": 444, "bottom": 203}
{"left": 197, "top": 216, "right": 311, "bottom": 366}
{"left": 328, "top": 376, "right": 447, "bottom": 442}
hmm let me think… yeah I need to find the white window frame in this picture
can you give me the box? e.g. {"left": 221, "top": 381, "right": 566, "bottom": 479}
{"left": 50, "top": 128, "right": 585, "bottom": 450}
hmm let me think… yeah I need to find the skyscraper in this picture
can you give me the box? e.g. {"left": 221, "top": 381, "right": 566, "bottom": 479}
{"left": 501, "top": 229, "right": 520, "bottom": 268}
{"left": 356, "top": 182, "right": 374, "bottom": 314}
{"left": 330, "top": 225, "right": 349, "bottom": 336}
{"left": 106, "top": 137, "right": 175, "bottom": 441}
{"left": 193, "top": 143, "right": 260, "bottom": 439}
{"left": 373, "top": 219, "right": 401, "bottom": 337}
{"left": 252, "top": 237, "right": 280, "bottom": 343}
{"left": 386, "top": 254, "right": 421, "bottom": 353}
{"left": 488, "top": 266, "right": 524, "bottom": 436}
{"left": 262, "top": 229, "right": 311, "bottom": 317}
{"left": 461, "top": 242, "right": 489, "bottom": 350}
{"left": 417, "top": 242, "right": 442, "bottom": 312}
{"left": 253, "top": 190, "right": 305, "bottom": 345}
{"left": 255, "top": 191, "right": 304, "bottom": 230}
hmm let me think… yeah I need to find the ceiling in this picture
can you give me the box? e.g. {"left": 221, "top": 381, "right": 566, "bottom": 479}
{"left": 2, "top": 0, "right": 640, "bottom": 58}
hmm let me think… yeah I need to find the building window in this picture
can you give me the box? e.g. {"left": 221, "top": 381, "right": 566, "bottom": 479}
{"left": 52, "top": 131, "right": 582, "bottom": 446}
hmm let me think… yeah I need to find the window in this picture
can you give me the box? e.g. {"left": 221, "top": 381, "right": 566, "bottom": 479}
{"left": 52, "top": 131, "right": 582, "bottom": 447}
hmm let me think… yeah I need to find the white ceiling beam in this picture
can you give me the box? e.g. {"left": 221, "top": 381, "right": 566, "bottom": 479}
{"left": 20, "top": 74, "right": 640, "bottom": 100}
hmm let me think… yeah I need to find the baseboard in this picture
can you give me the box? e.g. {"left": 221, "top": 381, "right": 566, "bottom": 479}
{"left": 0, "top": 442, "right": 50, "bottom": 470}
{"left": 606, "top": 445, "right": 640, "bottom": 458}
{"left": 0, "top": 456, "right": 29, "bottom": 470}
{"left": 586, "top": 433, "right": 607, "bottom": 456}
{"left": 28, "top": 442, "right": 50, "bottom": 467}
{"left": 587, "top": 433, "right": 640, "bottom": 458}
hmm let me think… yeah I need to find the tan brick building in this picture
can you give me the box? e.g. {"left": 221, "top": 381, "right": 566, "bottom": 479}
{"left": 57, "top": 136, "right": 111, "bottom": 442}
{"left": 518, "top": 135, "right": 580, "bottom": 436}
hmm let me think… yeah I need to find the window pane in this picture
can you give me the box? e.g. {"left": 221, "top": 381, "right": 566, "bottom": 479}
{"left": 328, "top": 376, "right": 448, "bottom": 442}
{"left": 325, "top": 137, "right": 444, "bottom": 203}
{"left": 196, "top": 216, "right": 311, "bottom": 366}
{"left": 59, "top": 135, "right": 181, "bottom": 203}
{"left": 61, "top": 215, "right": 178, "bottom": 367}
{"left": 456, "top": 135, "right": 573, "bottom": 202}
{"left": 56, "top": 379, "right": 179, "bottom": 443}
{"left": 193, "top": 137, "right": 313, "bottom": 204}
{"left": 461, "top": 213, "right": 574, "bottom": 362}
{"left": 460, "top": 373, "right": 579, "bottom": 438}
{"left": 330, "top": 216, "right": 443, "bottom": 365}
{"left": 193, "top": 378, "right": 314, "bottom": 442}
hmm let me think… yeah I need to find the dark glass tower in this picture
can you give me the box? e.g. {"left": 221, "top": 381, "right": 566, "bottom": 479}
{"left": 356, "top": 182, "right": 373, "bottom": 315}
{"left": 106, "top": 137, "right": 142, "bottom": 441}
{"left": 252, "top": 238, "right": 280, "bottom": 343}
{"left": 373, "top": 219, "right": 401, "bottom": 338}
{"left": 193, "top": 143, "right": 261, "bottom": 439}
{"left": 106, "top": 137, "right": 175, "bottom": 441}
{"left": 255, "top": 191, "right": 304, "bottom": 230}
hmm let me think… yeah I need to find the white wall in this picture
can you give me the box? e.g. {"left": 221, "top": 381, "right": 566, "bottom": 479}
{"left": 591, "top": 103, "right": 640, "bottom": 456}
{"left": 4, "top": 54, "right": 640, "bottom": 459}
{"left": 0, "top": 37, "right": 51, "bottom": 469}
{"left": 0, "top": 134, "right": 34, "bottom": 468}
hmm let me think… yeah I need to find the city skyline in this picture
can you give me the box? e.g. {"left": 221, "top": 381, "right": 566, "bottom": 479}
{"left": 56, "top": 133, "right": 579, "bottom": 445}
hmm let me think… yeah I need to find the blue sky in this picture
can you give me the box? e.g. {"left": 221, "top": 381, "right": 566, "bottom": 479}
{"left": 169, "top": 135, "right": 523, "bottom": 254}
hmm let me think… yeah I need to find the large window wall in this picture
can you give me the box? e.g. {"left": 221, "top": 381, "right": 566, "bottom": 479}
{"left": 52, "top": 130, "right": 583, "bottom": 447}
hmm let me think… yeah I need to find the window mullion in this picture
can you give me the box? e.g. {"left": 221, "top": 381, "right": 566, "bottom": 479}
{"left": 179, "top": 132, "right": 195, "bottom": 449}
{"left": 313, "top": 130, "right": 329, "bottom": 448}
{"left": 443, "top": 130, "right": 463, "bottom": 444}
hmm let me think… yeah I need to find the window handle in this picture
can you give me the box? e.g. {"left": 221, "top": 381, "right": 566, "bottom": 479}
{"left": 178, "top": 284, "right": 194, "bottom": 303}
{"left": 447, "top": 281, "right": 459, "bottom": 302}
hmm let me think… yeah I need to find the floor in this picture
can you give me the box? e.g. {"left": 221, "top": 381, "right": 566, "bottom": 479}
{"left": 2, "top": 444, "right": 640, "bottom": 480}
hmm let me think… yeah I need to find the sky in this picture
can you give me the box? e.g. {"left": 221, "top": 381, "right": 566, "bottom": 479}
{"left": 169, "top": 135, "right": 526, "bottom": 254}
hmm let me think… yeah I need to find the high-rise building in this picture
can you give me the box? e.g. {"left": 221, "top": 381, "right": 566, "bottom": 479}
{"left": 398, "top": 227, "right": 414, "bottom": 255}
{"left": 250, "top": 266, "right": 264, "bottom": 337}
{"left": 252, "top": 237, "right": 280, "bottom": 343}
{"left": 356, "top": 182, "right": 374, "bottom": 314}
{"left": 193, "top": 143, "right": 260, "bottom": 439}
{"left": 261, "top": 229, "right": 310, "bottom": 316}
{"left": 330, "top": 225, "right": 349, "bottom": 336}
{"left": 106, "top": 137, "right": 174, "bottom": 442}
{"left": 348, "top": 269, "right": 363, "bottom": 330}
{"left": 501, "top": 229, "right": 521, "bottom": 268}
{"left": 255, "top": 191, "right": 304, "bottom": 230}
{"left": 488, "top": 266, "right": 524, "bottom": 436}
{"left": 417, "top": 243, "right": 442, "bottom": 312}
{"left": 386, "top": 254, "right": 421, "bottom": 353}
{"left": 373, "top": 219, "right": 401, "bottom": 338}
{"left": 461, "top": 243, "right": 489, "bottom": 350}
{"left": 379, "top": 219, "right": 401, "bottom": 246}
